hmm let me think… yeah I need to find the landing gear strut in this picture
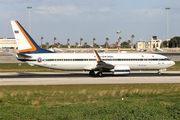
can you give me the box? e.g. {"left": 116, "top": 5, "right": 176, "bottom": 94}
{"left": 89, "top": 71, "right": 95, "bottom": 76}
{"left": 158, "top": 69, "right": 166, "bottom": 75}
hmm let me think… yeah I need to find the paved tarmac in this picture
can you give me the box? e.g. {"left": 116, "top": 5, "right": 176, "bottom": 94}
{"left": 0, "top": 71, "right": 180, "bottom": 85}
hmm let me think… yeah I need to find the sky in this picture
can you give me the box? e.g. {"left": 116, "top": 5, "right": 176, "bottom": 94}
{"left": 0, "top": 0, "right": 180, "bottom": 46}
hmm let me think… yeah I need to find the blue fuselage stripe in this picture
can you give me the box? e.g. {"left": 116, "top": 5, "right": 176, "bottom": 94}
{"left": 114, "top": 70, "right": 130, "bottom": 72}
{"left": 18, "top": 58, "right": 171, "bottom": 62}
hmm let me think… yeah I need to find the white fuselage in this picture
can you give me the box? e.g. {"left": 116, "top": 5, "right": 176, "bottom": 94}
{"left": 19, "top": 53, "right": 175, "bottom": 71}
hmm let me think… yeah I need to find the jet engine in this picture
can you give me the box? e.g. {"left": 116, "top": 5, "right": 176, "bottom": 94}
{"left": 111, "top": 65, "right": 130, "bottom": 74}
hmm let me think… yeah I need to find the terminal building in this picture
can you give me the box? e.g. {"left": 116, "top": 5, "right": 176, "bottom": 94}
{"left": 0, "top": 38, "right": 17, "bottom": 49}
{"left": 136, "top": 36, "right": 162, "bottom": 51}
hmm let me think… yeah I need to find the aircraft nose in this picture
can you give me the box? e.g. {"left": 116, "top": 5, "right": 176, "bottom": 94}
{"left": 171, "top": 61, "right": 175, "bottom": 65}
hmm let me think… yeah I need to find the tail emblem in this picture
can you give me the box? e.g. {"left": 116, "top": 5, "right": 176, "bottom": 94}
{"left": 14, "top": 30, "right": 19, "bottom": 34}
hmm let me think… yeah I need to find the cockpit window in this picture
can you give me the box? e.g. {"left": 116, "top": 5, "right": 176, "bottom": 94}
{"left": 164, "top": 58, "right": 171, "bottom": 61}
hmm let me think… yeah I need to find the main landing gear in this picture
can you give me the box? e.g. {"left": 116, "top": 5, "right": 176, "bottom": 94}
{"left": 97, "top": 72, "right": 103, "bottom": 77}
{"left": 89, "top": 71, "right": 95, "bottom": 76}
{"left": 89, "top": 71, "right": 103, "bottom": 77}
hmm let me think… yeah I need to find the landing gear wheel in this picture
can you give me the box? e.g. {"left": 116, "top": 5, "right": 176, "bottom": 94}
{"left": 97, "top": 72, "right": 103, "bottom": 77}
{"left": 158, "top": 71, "right": 161, "bottom": 75}
{"left": 89, "top": 71, "right": 95, "bottom": 76}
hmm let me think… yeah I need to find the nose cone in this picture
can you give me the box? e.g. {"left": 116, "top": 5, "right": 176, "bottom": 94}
{"left": 171, "top": 61, "right": 175, "bottom": 66}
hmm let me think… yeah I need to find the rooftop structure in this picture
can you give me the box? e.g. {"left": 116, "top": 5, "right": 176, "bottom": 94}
{"left": 136, "top": 36, "right": 162, "bottom": 50}
{"left": 0, "top": 38, "right": 17, "bottom": 49}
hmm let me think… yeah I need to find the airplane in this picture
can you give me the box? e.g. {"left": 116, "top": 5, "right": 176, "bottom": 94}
{"left": 11, "top": 20, "right": 175, "bottom": 77}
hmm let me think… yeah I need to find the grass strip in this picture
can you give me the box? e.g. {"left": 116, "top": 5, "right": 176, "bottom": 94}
{"left": 0, "top": 84, "right": 180, "bottom": 119}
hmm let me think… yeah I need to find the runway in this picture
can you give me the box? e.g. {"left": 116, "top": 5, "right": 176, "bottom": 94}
{"left": 0, "top": 71, "right": 180, "bottom": 85}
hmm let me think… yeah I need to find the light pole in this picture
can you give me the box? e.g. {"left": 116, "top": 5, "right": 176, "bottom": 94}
{"left": 166, "top": 7, "right": 170, "bottom": 48}
{"left": 27, "top": 7, "right": 32, "bottom": 35}
{"left": 116, "top": 30, "right": 121, "bottom": 53}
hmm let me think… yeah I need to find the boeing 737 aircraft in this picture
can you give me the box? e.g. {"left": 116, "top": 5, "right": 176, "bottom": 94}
{"left": 11, "top": 20, "right": 175, "bottom": 77}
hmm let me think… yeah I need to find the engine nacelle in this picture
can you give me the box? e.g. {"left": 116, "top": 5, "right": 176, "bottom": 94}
{"left": 111, "top": 65, "right": 130, "bottom": 74}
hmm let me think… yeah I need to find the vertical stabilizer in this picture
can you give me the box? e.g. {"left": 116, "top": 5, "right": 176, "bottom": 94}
{"left": 11, "top": 20, "right": 54, "bottom": 54}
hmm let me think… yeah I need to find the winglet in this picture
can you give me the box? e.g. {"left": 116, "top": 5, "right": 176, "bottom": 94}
{"left": 94, "top": 50, "right": 102, "bottom": 62}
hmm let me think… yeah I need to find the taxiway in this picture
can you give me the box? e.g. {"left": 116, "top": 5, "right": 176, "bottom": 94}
{"left": 0, "top": 71, "right": 180, "bottom": 85}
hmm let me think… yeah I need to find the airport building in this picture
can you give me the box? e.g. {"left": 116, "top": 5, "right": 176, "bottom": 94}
{"left": 136, "top": 36, "right": 162, "bottom": 51}
{"left": 0, "top": 38, "right": 17, "bottom": 49}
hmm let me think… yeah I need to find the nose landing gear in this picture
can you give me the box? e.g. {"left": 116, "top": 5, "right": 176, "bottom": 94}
{"left": 158, "top": 71, "right": 161, "bottom": 75}
{"left": 157, "top": 69, "right": 166, "bottom": 75}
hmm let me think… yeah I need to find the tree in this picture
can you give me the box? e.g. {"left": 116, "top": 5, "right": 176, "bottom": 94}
{"left": 93, "top": 38, "right": 96, "bottom": 47}
{"left": 173, "top": 36, "right": 180, "bottom": 47}
{"left": 41, "top": 37, "right": 44, "bottom": 47}
{"left": 116, "top": 41, "right": 118, "bottom": 47}
{"left": 49, "top": 45, "right": 53, "bottom": 48}
{"left": 121, "top": 41, "right": 130, "bottom": 48}
{"left": 160, "top": 43, "right": 163, "bottom": 48}
{"left": 54, "top": 43, "right": 59, "bottom": 48}
{"left": 106, "top": 37, "right": 109, "bottom": 48}
{"left": 94, "top": 43, "right": 99, "bottom": 48}
{"left": 119, "top": 37, "right": 122, "bottom": 42}
{"left": 84, "top": 42, "right": 88, "bottom": 48}
{"left": 80, "top": 38, "right": 83, "bottom": 47}
{"left": 67, "top": 38, "right": 70, "bottom": 47}
{"left": 60, "top": 44, "right": 67, "bottom": 48}
{"left": 42, "top": 44, "right": 46, "bottom": 49}
{"left": 57, "top": 42, "right": 60, "bottom": 48}
{"left": 131, "top": 35, "right": 135, "bottom": 49}
{"left": 75, "top": 42, "right": 78, "bottom": 48}
{"left": 170, "top": 38, "right": 178, "bottom": 48}
{"left": 70, "top": 45, "right": 75, "bottom": 48}
{"left": 54, "top": 37, "right": 56, "bottom": 48}
{"left": 104, "top": 42, "right": 109, "bottom": 48}
{"left": 162, "top": 41, "right": 167, "bottom": 47}
{"left": 45, "top": 42, "right": 49, "bottom": 49}
{"left": 128, "top": 40, "right": 131, "bottom": 46}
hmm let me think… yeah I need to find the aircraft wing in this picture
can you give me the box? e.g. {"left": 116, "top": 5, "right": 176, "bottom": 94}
{"left": 83, "top": 50, "right": 114, "bottom": 71}
{"left": 95, "top": 61, "right": 114, "bottom": 70}
{"left": 93, "top": 50, "right": 114, "bottom": 71}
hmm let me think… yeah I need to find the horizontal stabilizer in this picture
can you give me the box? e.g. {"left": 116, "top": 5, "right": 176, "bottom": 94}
{"left": 17, "top": 53, "right": 32, "bottom": 58}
